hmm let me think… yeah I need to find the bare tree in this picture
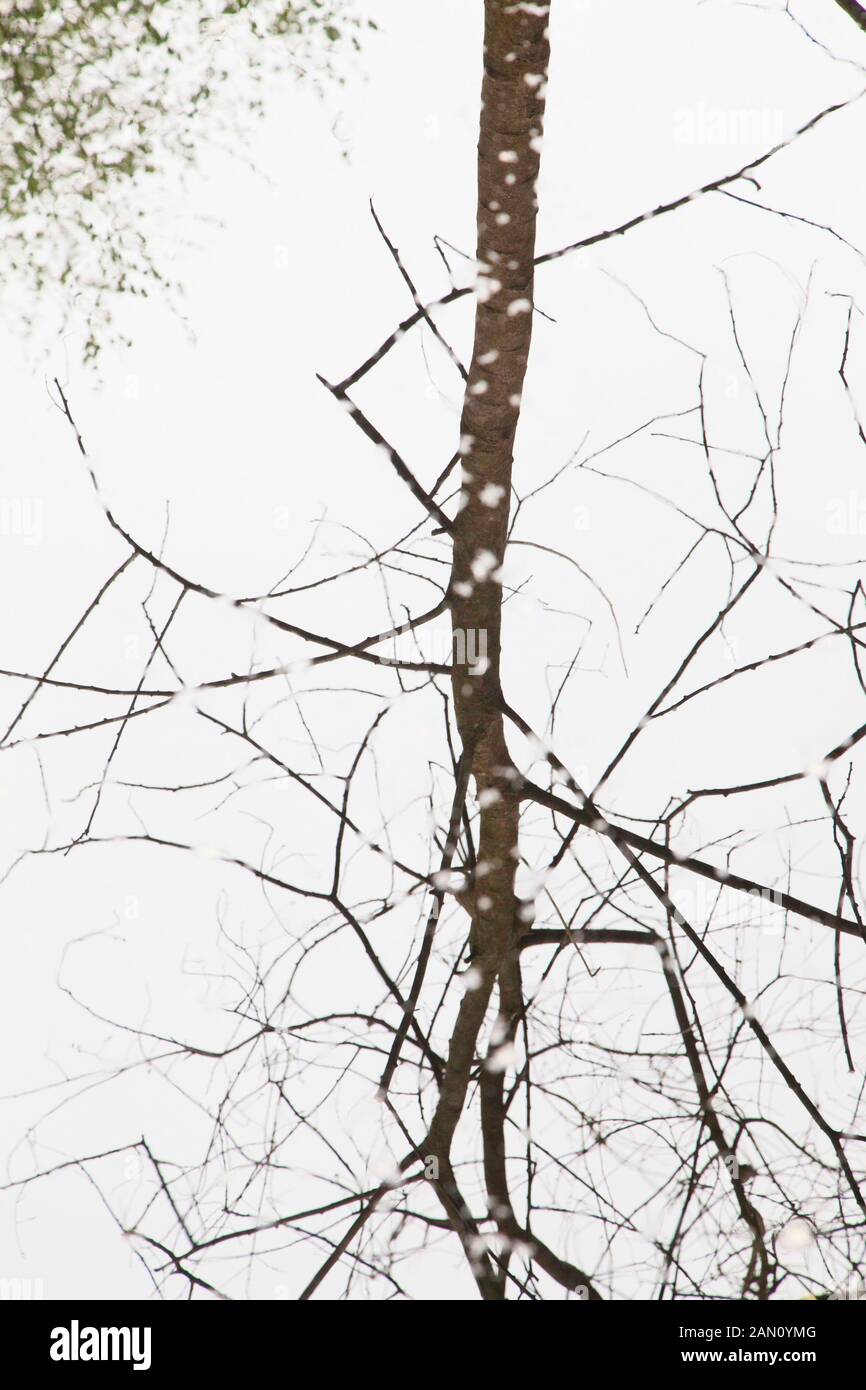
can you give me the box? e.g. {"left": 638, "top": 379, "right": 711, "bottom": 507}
{"left": 3, "top": 0, "right": 866, "bottom": 1301}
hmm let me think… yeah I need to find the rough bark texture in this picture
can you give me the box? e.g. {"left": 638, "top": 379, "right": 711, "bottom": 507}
{"left": 420, "top": 0, "right": 599, "bottom": 1300}
{"left": 426, "top": 0, "right": 548, "bottom": 1145}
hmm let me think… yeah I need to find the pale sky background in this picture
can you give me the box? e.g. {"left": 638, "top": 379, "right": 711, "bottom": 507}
{"left": 1, "top": 0, "right": 866, "bottom": 1300}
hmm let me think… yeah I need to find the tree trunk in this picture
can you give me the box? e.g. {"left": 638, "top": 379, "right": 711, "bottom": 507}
{"left": 423, "top": 0, "right": 551, "bottom": 1296}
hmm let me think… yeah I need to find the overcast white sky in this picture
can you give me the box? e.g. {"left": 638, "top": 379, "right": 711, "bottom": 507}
{"left": 2, "top": 0, "right": 866, "bottom": 1300}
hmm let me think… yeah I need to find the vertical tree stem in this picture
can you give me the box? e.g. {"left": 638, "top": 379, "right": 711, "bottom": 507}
{"left": 424, "top": 1, "right": 551, "bottom": 1293}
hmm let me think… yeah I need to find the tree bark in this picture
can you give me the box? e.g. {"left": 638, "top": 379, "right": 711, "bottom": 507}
{"left": 834, "top": 0, "right": 866, "bottom": 35}
{"left": 427, "top": 0, "right": 549, "bottom": 1144}
{"left": 422, "top": 0, "right": 562, "bottom": 1297}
